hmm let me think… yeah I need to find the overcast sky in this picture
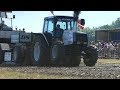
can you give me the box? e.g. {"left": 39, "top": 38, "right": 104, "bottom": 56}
{"left": 2, "top": 11, "right": 120, "bottom": 33}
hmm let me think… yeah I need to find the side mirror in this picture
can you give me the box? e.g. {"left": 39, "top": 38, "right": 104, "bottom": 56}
{"left": 13, "top": 15, "right": 15, "bottom": 19}
{"left": 80, "top": 19, "right": 85, "bottom": 26}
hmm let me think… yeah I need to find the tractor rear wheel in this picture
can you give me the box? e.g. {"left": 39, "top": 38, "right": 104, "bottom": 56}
{"left": 51, "top": 44, "right": 64, "bottom": 66}
{"left": 30, "top": 35, "right": 49, "bottom": 66}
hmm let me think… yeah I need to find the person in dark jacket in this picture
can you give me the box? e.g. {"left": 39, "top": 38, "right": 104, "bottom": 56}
{"left": 53, "top": 24, "right": 64, "bottom": 41}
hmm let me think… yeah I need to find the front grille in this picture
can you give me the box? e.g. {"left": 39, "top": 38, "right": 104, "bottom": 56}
{"left": 73, "top": 32, "right": 88, "bottom": 46}
{"left": 64, "top": 45, "right": 84, "bottom": 55}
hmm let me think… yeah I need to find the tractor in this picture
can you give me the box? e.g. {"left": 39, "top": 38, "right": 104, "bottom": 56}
{"left": 0, "top": 11, "right": 98, "bottom": 67}
{"left": 30, "top": 15, "right": 98, "bottom": 67}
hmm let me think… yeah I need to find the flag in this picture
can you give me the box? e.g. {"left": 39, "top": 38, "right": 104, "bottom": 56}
{"left": 77, "top": 20, "right": 84, "bottom": 30}
{"left": 78, "top": 23, "right": 84, "bottom": 30}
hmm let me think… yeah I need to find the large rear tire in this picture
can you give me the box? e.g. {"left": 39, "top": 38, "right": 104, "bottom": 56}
{"left": 51, "top": 44, "right": 80, "bottom": 67}
{"left": 51, "top": 44, "right": 64, "bottom": 66}
{"left": 83, "top": 46, "right": 98, "bottom": 66}
{"left": 30, "top": 35, "right": 49, "bottom": 66}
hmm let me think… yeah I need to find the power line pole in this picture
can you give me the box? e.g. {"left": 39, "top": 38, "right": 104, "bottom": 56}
{"left": 6, "top": 15, "right": 15, "bottom": 29}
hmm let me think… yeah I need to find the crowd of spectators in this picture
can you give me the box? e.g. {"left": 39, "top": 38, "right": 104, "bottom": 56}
{"left": 90, "top": 41, "right": 120, "bottom": 59}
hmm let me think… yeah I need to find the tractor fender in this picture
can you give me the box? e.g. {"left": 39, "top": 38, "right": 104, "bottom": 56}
{"left": 31, "top": 33, "right": 49, "bottom": 47}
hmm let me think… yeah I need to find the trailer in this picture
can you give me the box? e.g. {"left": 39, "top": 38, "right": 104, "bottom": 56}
{"left": 95, "top": 29, "right": 120, "bottom": 42}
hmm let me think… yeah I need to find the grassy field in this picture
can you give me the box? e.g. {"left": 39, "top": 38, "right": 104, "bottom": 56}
{"left": 0, "top": 70, "right": 70, "bottom": 79}
{"left": 0, "top": 59, "right": 120, "bottom": 79}
{"left": 97, "top": 59, "right": 120, "bottom": 64}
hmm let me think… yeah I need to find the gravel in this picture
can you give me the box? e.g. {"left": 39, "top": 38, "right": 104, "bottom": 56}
{"left": 0, "top": 62, "right": 120, "bottom": 79}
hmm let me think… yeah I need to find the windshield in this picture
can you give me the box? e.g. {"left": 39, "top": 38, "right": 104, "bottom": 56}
{"left": 43, "top": 17, "right": 77, "bottom": 33}
{"left": 56, "top": 19, "right": 77, "bottom": 31}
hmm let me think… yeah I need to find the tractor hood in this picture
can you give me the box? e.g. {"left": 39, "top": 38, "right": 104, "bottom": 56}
{"left": 63, "top": 30, "right": 88, "bottom": 46}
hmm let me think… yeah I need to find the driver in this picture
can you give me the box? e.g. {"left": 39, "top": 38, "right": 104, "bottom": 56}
{"left": 53, "top": 24, "right": 64, "bottom": 41}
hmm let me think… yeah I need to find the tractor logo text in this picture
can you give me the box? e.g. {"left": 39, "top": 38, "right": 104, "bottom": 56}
{"left": 20, "top": 35, "right": 30, "bottom": 40}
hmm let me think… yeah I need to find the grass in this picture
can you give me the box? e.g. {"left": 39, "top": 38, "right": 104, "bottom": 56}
{"left": 97, "top": 59, "right": 120, "bottom": 64}
{"left": 0, "top": 59, "right": 120, "bottom": 79}
{"left": 0, "top": 70, "right": 71, "bottom": 79}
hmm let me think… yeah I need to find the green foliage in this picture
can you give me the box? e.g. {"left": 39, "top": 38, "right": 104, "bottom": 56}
{"left": 111, "top": 18, "right": 120, "bottom": 29}
{"left": 82, "top": 27, "right": 96, "bottom": 43}
{"left": 98, "top": 18, "right": 120, "bottom": 29}
{"left": 99, "top": 24, "right": 112, "bottom": 29}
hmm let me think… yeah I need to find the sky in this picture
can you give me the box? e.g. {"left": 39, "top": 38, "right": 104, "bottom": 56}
{"left": 2, "top": 11, "right": 120, "bottom": 33}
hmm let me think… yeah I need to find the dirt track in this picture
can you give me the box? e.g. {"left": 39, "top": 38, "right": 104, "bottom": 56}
{"left": 0, "top": 60, "right": 120, "bottom": 79}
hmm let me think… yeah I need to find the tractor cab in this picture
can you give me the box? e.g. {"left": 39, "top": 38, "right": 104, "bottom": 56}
{"left": 43, "top": 16, "right": 85, "bottom": 45}
{"left": 43, "top": 16, "right": 85, "bottom": 33}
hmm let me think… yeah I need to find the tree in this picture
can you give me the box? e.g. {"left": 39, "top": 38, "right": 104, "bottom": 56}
{"left": 111, "top": 18, "right": 120, "bottom": 29}
{"left": 82, "top": 27, "right": 96, "bottom": 43}
{"left": 99, "top": 24, "right": 111, "bottom": 29}
{"left": 99, "top": 17, "right": 120, "bottom": 29}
